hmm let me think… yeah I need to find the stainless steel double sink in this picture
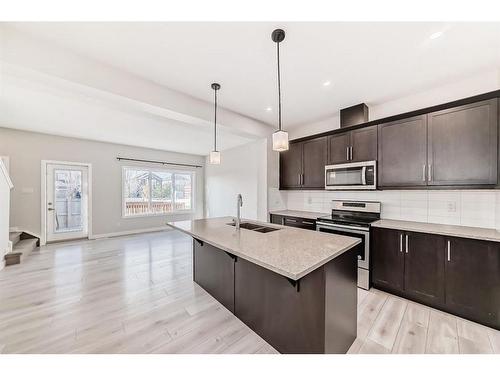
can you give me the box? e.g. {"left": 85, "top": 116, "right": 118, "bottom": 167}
{"left": 227, "top": 222, "right": 280, "bottom": 233}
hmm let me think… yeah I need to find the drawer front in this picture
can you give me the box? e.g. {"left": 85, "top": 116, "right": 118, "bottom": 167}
{"left": 283, "top": 216, "right": 316, "bottom": 230}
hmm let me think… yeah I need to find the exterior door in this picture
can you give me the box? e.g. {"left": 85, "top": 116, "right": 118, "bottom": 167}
{"left": 427, "top": 99, "right": 498, "bottom": 186}
{"left": 378, "top": 115, "right": 428, "bottom": 187}
{"left": 404, "top": 231, "right": 445, "bottom": 306}
{"left": 279, "top": 142, "right": 303, "bottom": 188}
{"left": 302, "top": 137, "right": 327, "bottom": 188}
{"left": 46, "top": 163, "right": 89, "bottom": 242}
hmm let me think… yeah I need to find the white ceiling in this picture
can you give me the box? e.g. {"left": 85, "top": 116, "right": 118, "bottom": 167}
{"left": 6, "top": 22, "right": 500, "bottom": 129}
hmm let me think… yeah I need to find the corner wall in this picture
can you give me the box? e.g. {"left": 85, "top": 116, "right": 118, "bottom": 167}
{"left": 0, "top": 127, "right": 205, "bottom": 239}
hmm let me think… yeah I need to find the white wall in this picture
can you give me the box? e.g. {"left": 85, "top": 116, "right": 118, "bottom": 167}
{"left": 0, "top": 159, "right": 13, "bottom": 270}
{"left": 0, "top": 127, "right": 205, "bottom": 239}
{"left": 205, "top": 139, "right": 268, "bottom": 221}
{"left": 288, "top": 69, "right": 500, "bottom": 140}
{"left": 284, "top": 189, "right": 500, "bottom": 230}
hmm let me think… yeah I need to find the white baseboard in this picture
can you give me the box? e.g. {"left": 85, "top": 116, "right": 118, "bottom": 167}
{"left": 89, "top": 226, "right": 172, "bottom": 240}
{"left": 9, "top": 227, "right": 19, "bottom": 233}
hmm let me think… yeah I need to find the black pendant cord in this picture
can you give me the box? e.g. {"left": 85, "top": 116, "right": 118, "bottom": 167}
{"left": 276, "top": 41, "right": 282, "bottom": 132}
{"left": 214, "top": 88, "right": 217, "bottom": 151}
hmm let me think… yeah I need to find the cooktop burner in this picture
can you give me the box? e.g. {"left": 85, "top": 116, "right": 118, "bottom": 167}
{"left": 316, "top": 200, "right": 381, "bottom": 227}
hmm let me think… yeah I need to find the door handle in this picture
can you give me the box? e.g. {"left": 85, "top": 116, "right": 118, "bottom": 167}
{"left": 48, "top": 208, "right": 55, "bottom": 211}
{"left": 399, "top": 234, "right": 403, "bottom": 252}
{"left": 422, "top": 165, "right": 426, "bottom": 181}
{"left": 405, "top": 234, "right": 409, "bottom": 253}
{"left": 350, "top": 146, "right": 353, "bottom": 161}
{"left": 346, "top": 147, "right": 349, "bottom": 161}
{"left": 428, "top": 164, "right": 432, "bottom": 181}
{"left": 298, "top": 174, "right": 301, "bottom": 186}
{"left": 447, "top": 240, "right": 451, "bottom": 261}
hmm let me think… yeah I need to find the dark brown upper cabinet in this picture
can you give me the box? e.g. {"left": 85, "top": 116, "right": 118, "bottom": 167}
{"left": 427, "top": 99, "right": 498, "bottom": 186}
{"left": 280, "top": 137, "right": 327, "bottom": 189}
{"left": 327, "top": 126, "right": 377, "bottom": 165}
{"left": 378, "top": 115, "right": 428, "bottom": 187}
{"left": 280, "top": 142, "right": 303, "bottom": 189}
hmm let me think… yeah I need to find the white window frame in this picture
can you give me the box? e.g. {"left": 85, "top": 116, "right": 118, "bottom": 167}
{"left": 121, "top": 165, "right": 196, "bottom": 218}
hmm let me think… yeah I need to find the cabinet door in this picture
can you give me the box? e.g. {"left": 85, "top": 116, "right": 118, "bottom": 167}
{"left": 350, "top": 125, "right": 377, "bottom": 162}
{"left": 193, "top": 240, "right": 235, "bottom": 313}
{"left": 279, "top": 142, "right": 303, "bottom": 188}
{"left": 445, "top": 237, "right": 500, "bottom": 328}
{"left": 428, "top": 99, "right": 498, "bottom": 186}
{"left": 378, "top": 115, "right": 428, "bottom": 187}
{"left": 327, "top": 133, "right": 350, "bottom": 164}
{"left": 302, "top": 137, "right": 327, "bottom": 188}
{"left": 404, "top": 231, "right": 445, "bottom": 306}
{"left": 270, "top": 214, "right": 284, "bottom": 225}
{"left": 371, "top": 227, "right": 405, "bottom": 292}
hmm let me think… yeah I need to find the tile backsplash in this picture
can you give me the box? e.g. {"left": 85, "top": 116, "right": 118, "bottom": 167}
{"left": 273, "top": 189, "right": 500, "bottom": 230}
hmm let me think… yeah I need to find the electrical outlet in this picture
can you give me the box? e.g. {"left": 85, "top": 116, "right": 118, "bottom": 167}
{"left": 447, "top": 202, "right": 457, "bottom": 212}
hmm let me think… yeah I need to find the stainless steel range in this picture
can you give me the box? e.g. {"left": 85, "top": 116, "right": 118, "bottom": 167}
{"left": 316, "top": 200, "right": 381, "bottom": 290}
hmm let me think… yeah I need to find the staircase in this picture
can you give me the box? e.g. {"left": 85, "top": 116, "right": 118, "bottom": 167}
{"left": 5, "top": 231, "right": 39, "bottom": 266}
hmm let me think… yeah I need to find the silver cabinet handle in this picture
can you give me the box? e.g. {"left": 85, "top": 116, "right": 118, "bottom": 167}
{"left": 302, "top": 173, "right": 304, "bottom": 185}
{"left": 349, "top": 146, "right": 353, "bottom": 161}
{"left": 298, "top": 174, "right": 301, "bottom": 185}
{"left": 447, "top": 240, "right": 451, "bottom": 261}
{"left": 405, "top": 234, "right": 409, "bottom": 253}
{"left": 399, "top": 234, "right": 403, "bottom": 252}
{"left": 346, "top": 147, "right": 349, "bottom": 161}
{"left": 428, "top": 164, "right": 432, "bottom": 181}
{"left": 286, "top": 218, "right": 297, "bottom": 223}
{"left": 422, "top": 165, "right": 426, "bottom": 181}
{"left": 303, "top": 221, "right": 315, "bottom": 225}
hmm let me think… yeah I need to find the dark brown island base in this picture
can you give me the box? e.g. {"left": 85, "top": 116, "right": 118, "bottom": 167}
{"left": 167, "top": 217, "right": 362, "bottom": 354}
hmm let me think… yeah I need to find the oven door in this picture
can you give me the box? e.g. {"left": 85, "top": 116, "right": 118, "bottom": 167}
{"left": 325, "top": 161, "right": 376, "bottom": 190}
{"left": 316, "top": 222, "right": 370, "bottom": 289}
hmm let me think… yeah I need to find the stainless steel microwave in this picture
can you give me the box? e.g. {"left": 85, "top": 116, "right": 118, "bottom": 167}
{"left": 325, "top": 160, "right": 376, "bottom": 190}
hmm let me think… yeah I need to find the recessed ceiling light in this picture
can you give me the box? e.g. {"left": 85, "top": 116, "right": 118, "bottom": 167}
{"left": 430, "top": 31, "right": 444, "bottom": 40}
{"left": 323, "top": 80, "right": 331, "bottom": 87}
{"left": 266, "top": 106, "right": 272, "bottom": 112}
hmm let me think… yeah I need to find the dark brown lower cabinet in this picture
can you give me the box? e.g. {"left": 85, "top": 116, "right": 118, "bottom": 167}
{"left": 371, "top": 227, "right": 404, "bottom": 292}
{"left": 269, "top": 214, "right": 316, "bottom": 230}
{"left": 193, "top": 239, "right": 235, "bottom": 313}
{"left": 445, "top": 237, "right": 500, "bottom": 328}
{"left": 404, "top": 231, "right": 445, "bottom": 306}
{"left": 372, "top": 227, "right": 500, "bottom": 330}
{"left": 269, "top": 214, "right": 284, "bottom": 225}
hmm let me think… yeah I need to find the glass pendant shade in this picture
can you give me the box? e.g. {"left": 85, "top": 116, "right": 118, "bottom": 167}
{"left": 209, "top": 150, "right": 221, "bottom": 165}
{"left": 272, "top": 130, "right": 289, "bottom": 152}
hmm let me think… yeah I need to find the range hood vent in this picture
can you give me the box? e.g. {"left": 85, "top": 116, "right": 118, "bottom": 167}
{"left": 340, "top": 103, "right": 369, "bottom": 128}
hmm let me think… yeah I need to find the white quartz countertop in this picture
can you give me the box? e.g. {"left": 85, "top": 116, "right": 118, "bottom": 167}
{"left": 167, "top": 217, "right": 361, "bottom": 280}
{"left": 372, "top": 219, "right": 500, "bottom": 242}
{"left": 269, "top": 210, "right": 328, "bottom": 220}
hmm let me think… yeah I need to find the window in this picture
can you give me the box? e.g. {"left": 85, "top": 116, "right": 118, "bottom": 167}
{"left": 122, "top": 167, "right": 194, "bottom": 217}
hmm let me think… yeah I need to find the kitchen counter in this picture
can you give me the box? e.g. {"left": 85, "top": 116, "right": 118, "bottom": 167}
{"left": 167, "top": 216, "right": 360, "bottom": 280}
{"left": 372, "top": 219, "right": 500, "bottom": 242}
{"left": 269, "top": 209, "right": 327, "bottom": 220}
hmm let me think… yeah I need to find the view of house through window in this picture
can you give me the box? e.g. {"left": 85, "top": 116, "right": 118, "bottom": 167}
{"left": 123, "top": 167, "right": 193, "bottom": 216}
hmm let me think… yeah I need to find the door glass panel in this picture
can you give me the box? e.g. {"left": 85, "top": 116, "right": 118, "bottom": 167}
{"left": 54, "top": 169, "right": 83, "bottom": 233}
{"left": 326, "top": 167, "right": 363, "bottom": 186}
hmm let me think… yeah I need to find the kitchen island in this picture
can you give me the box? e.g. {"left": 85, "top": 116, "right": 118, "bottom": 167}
{"left": 167, "top": 217, "right": 361, "bottom": 354}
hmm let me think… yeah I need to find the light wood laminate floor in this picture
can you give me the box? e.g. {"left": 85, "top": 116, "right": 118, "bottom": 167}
{"left": 0, "top": 230, "right": 498, "bottom": 354}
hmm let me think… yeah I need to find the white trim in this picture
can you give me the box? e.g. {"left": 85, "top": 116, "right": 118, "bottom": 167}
{"left": 89, "top": 226, "right": 171, "bottom": 240}
{"left": 0, "top": 159, "right": 13, "bottom": 189}
{"left": 9, "top": 227, "right": 20, "bottom": 233}
{"left": 41, "top": 160, "right": 93, "bottom": 246}
{"left": 121, "top": 165, "right": 196, "bottom": 218}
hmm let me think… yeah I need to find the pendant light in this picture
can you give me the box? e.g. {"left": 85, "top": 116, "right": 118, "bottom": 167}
{"left": 209, "top": 83, "right": 221, "bottom": 164}
{"left": 271, "top": 28, "right": 289, "bottom": 152}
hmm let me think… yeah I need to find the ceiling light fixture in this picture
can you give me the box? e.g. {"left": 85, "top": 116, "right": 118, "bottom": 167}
{"left": 430, "top": 31, "right": 444, "bottom": 40}
{"left": 209, "top": 83, "right": 221, "bottom": 165}
{"left": 323, "top": 80, "right": 331, "bottom": 87}
{"left": 266, "top": 106, "right": 272, "bottom": 112}
{"left": 271, "top": 28, "right": 289, "bottom": 152}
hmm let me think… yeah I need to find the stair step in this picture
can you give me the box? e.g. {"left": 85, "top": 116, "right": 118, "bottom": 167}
{"left": 8, "top": 231, "right": 22, "bottom": 246}
{"left": 12, "top": 238, "right": 38, "bottom": 262}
